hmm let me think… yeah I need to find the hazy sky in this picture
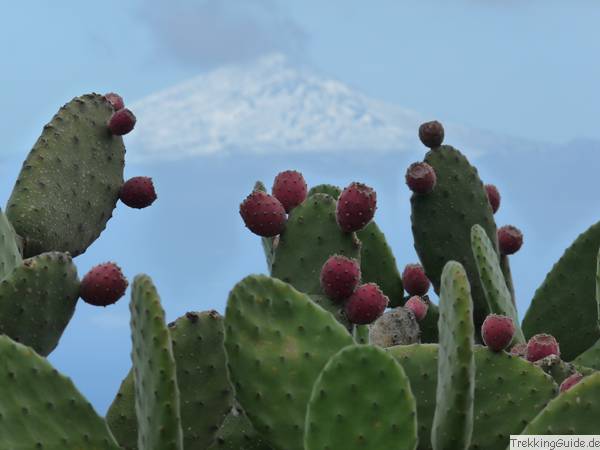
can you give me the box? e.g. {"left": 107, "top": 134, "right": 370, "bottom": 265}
{"left": 1, "top": 1, "right": 600, "bottom": 413}
{"left": 1, "top": 0, "right": 599, "bottom": 157}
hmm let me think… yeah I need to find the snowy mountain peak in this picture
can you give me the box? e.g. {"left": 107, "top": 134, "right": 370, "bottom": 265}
{"left": 128, "top": 53, "right": 422, "bottom": 161}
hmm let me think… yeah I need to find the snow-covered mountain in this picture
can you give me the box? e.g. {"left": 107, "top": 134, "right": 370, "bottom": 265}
{"left": 128, "top": 53, "right": 543, "bottom": 162}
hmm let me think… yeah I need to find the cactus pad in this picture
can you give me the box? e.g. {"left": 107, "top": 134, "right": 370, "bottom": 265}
{"left": 108, "top": 310, "right": 233, "bottom": 450}
{"left": 0, "top": 335, "right": 120, "bottom": 449}
{"left": 411, "top": 145, "right": 498, "bottom": 333}
{"left": 224, "top": 274, "right": 353, "bottom": 450}
{"left": 130, "top": 275, "right": 183, "bottom": 450}
{"left": 0, "top": 251, "right": 79, "bottom": 356}
{"left": 6, "top": 93, "right": 125, "bottom": 257}
{"left": 520, "top": 372, "right": 600, "bottom": 434}
{"left": 305, "top": 345, "right": 417, "bottom": 450}
{"left": 357, "top": 222, "right": 404, "bottom": 307}
{"left": 388, "top": 343, "right": 557, "bottom": 450}
{"left": 271, "top": 193, "right": 361, "bottom": 295}
{"left": 523, "top": 221, "right": 600, "bottom": 360}
{"left": 0, "top": 209, "right": 22, "bottom": 280}
{"left": 432, "top": 261, "right": 475, "bottom": 450}
{"left": 208, "top": 406, "right": 273, "bottom": 450}
{"left": 471, "top": 224, "right": 524, "bottom": 343}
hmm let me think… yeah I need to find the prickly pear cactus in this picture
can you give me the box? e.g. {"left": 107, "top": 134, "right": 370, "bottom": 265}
{"left": 6, "top": 93, "right": 125, "bottom": 257}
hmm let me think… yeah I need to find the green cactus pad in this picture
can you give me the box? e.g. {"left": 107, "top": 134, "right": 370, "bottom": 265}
{"left": 411, "top": 145, "right": 498, "bottom": 333}
{"left": 208, "top": 406, "right": 273, "bottom": 450}
{"left": 307, "top": 183, "right": 341, "bottom": 199}
{"left": 6, "top": 93, "right": 125, "bottom": 257}
{"left": 432, "top": 261, "right": 475, "bottom": 450}
{"left": 0, "top": 335, "right": 120, "bottom": 449}
{"left": 471, "top": 224, "right": 524, "bottom": 343}
{"left": 130, "top": 275, "right": 183, "bottom": 450}
{"left": 500, "top": 254, "right": 516, "bottom": 307}
{"left": 305, "top": 345, "right": 418, "bottom": 450}
{"left": 107, "top": 310, "right": 233, "bottom": 450}
{"left": 523, "top": 222, "right": 600, "bottom": 360}
{"left": 0, "top": 209, "right": 22, "bottom": 280}
{"left": 0, "top": 251, "right": 79, "bottom": 356}
{"left": 271, "top": 193, "right": 361, "bottom": 295}
{"left": 310, "top": 294, "right": 352, "bottom": 331}
{"left": 357, "top": 222, "right": 404, "bottom": 307}
{"left": 573, "top": 338, "right": 600, "bottom": 370}
{"left": 520, "top": 372, "right": 600, "bottom": 434}
{"left": 224, "top": 275, "right": 353, "bottom": 450}
{"left": 419, "top": 297, "right": 440, "bottom": 343}
{"left": 388, "top": 344, "right": 557, "bottom": 450}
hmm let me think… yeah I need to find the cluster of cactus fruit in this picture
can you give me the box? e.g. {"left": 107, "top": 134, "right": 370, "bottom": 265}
{"left": 2, "top": 94, "right": 600, "bottom": 450}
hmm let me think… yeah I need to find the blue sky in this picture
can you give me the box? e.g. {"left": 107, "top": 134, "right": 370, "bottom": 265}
{"left": 1, "top": 1, "right": 600, "bottom": 413}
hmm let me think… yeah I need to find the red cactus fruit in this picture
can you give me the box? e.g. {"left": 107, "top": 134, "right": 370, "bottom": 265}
{"left": 402, "top": 263, "right": 430, "bottom": 296}
{"left": 559, "top": 372, "right": 584, "bottom": 393}
{"left": 80, "top": 262, "right": 128, "bottom": 306}
{"left": 344, "top": 283, "right": 389, "bottom": 325}
{"left": 405, "top": 296, "right": 428, "bottom": 321}
{"left": 418, "top": 120, "right": 445, "bottom": 148}
{"left": 320, "top": 255, "right": 361, "bottom": 302}
{"left": 272, "top": 170, "right": 308, "bottom": 212}
{"left": 526, "top": 333, "right": 560, "bottom": 362}
{"left": 485, "top": 184, "right": 501, "bottom": 214}
{"left": 105, "top": 92, "right": 124, "bottom": 110}
{"left": 406, "top": 162, "right": 437, "bottom": 194}
{"left": 498, "top": 225, "right": 523, "bottom": 255}
{"left": 336, "top": 182, "right": 377, "bottom": 232}
{"left": 481, "top": 314, "right": 515, "bottom": 351}
{"left": 108, "top": 108, "right": 136, "bottom": 135}
{"left": 119, "top": 177, "right": 157, "bottom": 209}
{"left": 239, "top": 191, "right": 287, "bottom": 237}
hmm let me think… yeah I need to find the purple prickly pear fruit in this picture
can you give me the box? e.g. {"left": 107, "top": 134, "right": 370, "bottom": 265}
{"left": 320, "top": 255, "right": 361, "bottom": 302}
{"left": 510, "top": 342, "right": 528, "bottom": 358}
{"left": 108, "top": 108, "right": 136, "bottom": 135}
{"left": 239, "top": 191, "right": 287, "bottom": 237}
{"left": 406, "top": 162, "right": 437, "bottom": 194}
{"left": 526, "top": 333, "right": 560, "bottom": 362}
{"left": 498, "top": 225, "right": 523, "bottom": 255}
{"left": 104, "top": 92, "right": 124, "bottom": 110}
{"left": 485, "top": 184, "right": 501, "bottom": 214}
{"left": 405, "top": 295, "right": 428, "bottom": 321}
{"left": 272, "top": 170, "right": 308, "bottom": 213}
{"left": 559, "top": 372, "right": 584, "bottom": 393}
{"left": 119, "top": 177, "right": 157, "bottom": 209}
{"left": 344, "top": 283, "right": 389, "bottom": 325}
{"left": 402, "top": 263, "right": 430, "bottom": 296}
{"left": 80, "top": 262, "right": 128, "bottom": 306}
{"left": 481, "top": 314, "right": 515, "bottom": 352}
{"left": 336, "top": 182, "right": 377, "bottom": 232}
{"left": 418, "top": 120, "right": 445, "bottom": 148}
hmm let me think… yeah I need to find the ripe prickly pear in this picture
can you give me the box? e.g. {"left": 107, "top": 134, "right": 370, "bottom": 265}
{"left": 105, "top": 92, "right": 124, "bottom": 110}
{"left": 405, "top": 295, "right": 428, "bottom": 321}
{"left": 498, "top": 225, "right": 523, "bottom": 255}
{"left": 344, "top": 283, "right": 389, "bottom": 325}
{"left": 402, "top": 263, "right": 430, "bottom": 296}
{"left": 406, "top": 162, "right": 437, "bottom": 194}
{"left": 80, "top": 262, "right": 128, "bottom": 306}
{"left": 119, "top": 177, "right": 157, "bottom": 209}
{"left": 418, "top": 120, "right": 444, "bottom": 148}
{"left": 239, "top": 191, "right": 287, "bottom": 237}
{"left": 559, "top": 372, "right": 583, "bottom": 393}
{"left": 319, "top": 255, "right": 361, "bottom": 302}
{"left": 336, "top": 182, "right": 377, "bottom": 232}
{"left": 485, "top": 184, "right": 501, "bottom": 214}
{"left": 272, "top": 170, "right": 307, "bottom": 213}
{"left": 526, "top": 333, "right": 560, "bottom": 362}
{"left": 481, "top": 314, "right": 515, "bottom": 351}
{"left": 510, "top": 342, "right": 528, "bottom": 358}
{"left": 108, "top": 108, "right": 136, "bottom": 135}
